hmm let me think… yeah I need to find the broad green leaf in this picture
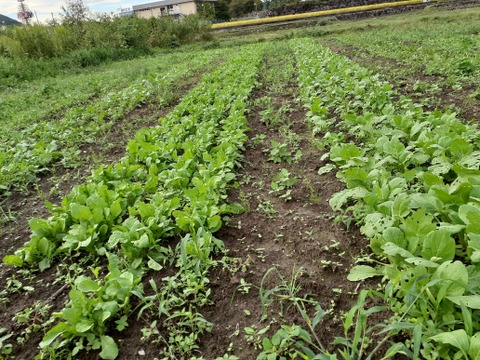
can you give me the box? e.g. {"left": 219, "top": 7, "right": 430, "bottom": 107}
{"left": 382, "top": 242, "right": 414, "bottom": 259}
{"left": 138, "top": 202, "right": 155, "bottom": 219}
{"left": 75, "top": 320, "right": 94, "bottom": 333}
{"left": 450, "top": 138, "right": 473, "bottom": 158}
{"left": 401, "top": 210, "right": 436, "bottom": 238}
{"left": 433, "top": 261, "right": 468, "bottom": 297}
{"left": 383, "top": 227, "right": 407, "bottom": 248}
{"left": 421, "top": 230, "right": 455, "bottom": 262}
{"left": 361, "top": 212, "right": 394, "bottom": 238}
{"left": 207, "top": 215, "right": 222, "bottom": 232}
{"left": 70, "top": 203, "right": 92, "bottom": 221}
{"left": 110, "top": 201, "right": 122, "bottom": 220}
{"left": 347, "top": 265, "right": 381, "bottom": 281}
{"left": 391, "top": 194, "right": 411, "bottom": 219}
{"left": 75, "top": 276, "right": 101, "bottom": 293}
{"left": 469, "top": 332, "right": 480, "bottom": 359}
{"left": 147, "top": 258, "right": 163, "bottom": 271}
{"left": 447, "top": 295, "right": 480, "bottom": 309}
{"left": 430, "top": 329, "right": 469, "bottom": 355}
{"left": 409, "top": 193, "right": 442, "bottom": 213}
{"left": 459, "top": 204, "right": 480, "bottom": 226}
{"left": 459, "top": 204, "right": 480, "bottom": 234}
{"left": 405, "top": 257, "right": 439, "bottom": 268}
{"left": 132, "top": 234, "right": 150, "bottom": 248}
{"left": 99, "top": 336, "right": 118, "bottom": 360}
{"left": 330, "top": 187, "right": 369, "bottom": 211}
{"left": 227, "top": 203, "right": 245, "bottom": 214}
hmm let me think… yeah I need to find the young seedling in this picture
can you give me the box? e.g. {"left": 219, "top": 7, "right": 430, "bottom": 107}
{"left": 270, "top": 168, "right": 298, "bottom": 202}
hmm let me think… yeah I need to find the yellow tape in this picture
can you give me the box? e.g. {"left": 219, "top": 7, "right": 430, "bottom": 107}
{"left": 211, "top": 0, "right": 428, "bottom": 29}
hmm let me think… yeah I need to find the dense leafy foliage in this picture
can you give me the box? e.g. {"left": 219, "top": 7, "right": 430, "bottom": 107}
{"left": 4, "top": 43, "right": 265, "bottom": 358}
{"left": 293, "top": 38, "right": 480, "bottom": 359}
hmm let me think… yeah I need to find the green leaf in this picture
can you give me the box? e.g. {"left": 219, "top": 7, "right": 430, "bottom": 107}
{"left": 329, "top": 187, "right": 369, "bottom": 212}
{"left": 361, "top": 212, "right": 394, "bottom": 238}
{"left": 132, "top": 234, "right": 150, "bottom": 248}
{"left": 110, "top": 201, "right": 122, "bottom": 220}
{"left": 40, "top": 322, "right": 69, "bottom": 348}
{"left": 384, "top": 343, "right": 407, "bottom": 359}
{"left": 75, "top": 276, "right": 101, "bottom": 293}
{"left": 447, "top": 295, "right": 480, "bottom": 309}
{"left": 409, "top": 193, "right": 442, "bottom": 213}
{"left": 382, "top": 242, "right": 414, "bottom": 259}
{"left": 262, "top": 337, "right": 273, "bottom": 351}
{"left": 421, "top": 230, "right": 455, "bottom": 262}
{"left": 469, "top": 332, "right": 480, "bottom": 359}
{"left": 147, "top": 258, "right": 163, "bottom": 271}
{"left": 2, "top": 255, "right": 23, "bottom": 267}
{"left": 433, "top": 261, "right": 468, "bottom": 297}
{"left": 70, "top": 203, "right": 92, "bottom": 221}
{"left": 391, "top": 194, "right": 411, "bottom": 219}
{"left": 227, "top": 203, "right": 245, "bottom": 214}
{"left": 450, "top": 138, "right": 473, "bottom": 158}
{"left": 430, "top": 329, "right": 469, "bottom": 355}
{"left": 75, "top": 320, "right": 94, "bottom": 333}
{"left": 99, "top": 336, "right": 118, "bottom": 360}
{"left": 208, "top": 215, "right": 222, "bottom": 232}
{"left": 383, "top": 227, "right": 407, "bottom": 248}
{"left": 347, "top": 265, "right": 381, "bottom": 281}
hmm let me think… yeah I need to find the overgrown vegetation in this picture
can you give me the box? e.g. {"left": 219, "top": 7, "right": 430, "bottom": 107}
{"left": 2, "top": 5, "right": 480, "bottom": 360}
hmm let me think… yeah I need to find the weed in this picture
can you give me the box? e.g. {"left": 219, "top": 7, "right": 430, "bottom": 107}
{"left": 269, "top": 168, "right": 297, "bottom": 202}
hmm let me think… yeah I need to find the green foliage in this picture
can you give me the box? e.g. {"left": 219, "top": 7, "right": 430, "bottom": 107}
{"left": 0, "top": 14, "right": 212, "bottom": 63}
{"left": 5, "top": 42, "right": 266, "bottom": 358}
{"left": 0, "top": 48, "right": 222, "bottom": 197}
{"left": 293, "top": 37, "right": 480, "bottom": 358}
{"left": 270, "top": 168, "right": 297, "bottom": 201}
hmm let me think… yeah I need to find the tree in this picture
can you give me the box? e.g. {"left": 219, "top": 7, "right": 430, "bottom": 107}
{"left": 61, "top": 0, "right": 90, "bottom": 26}
{"left": 214, "top": 0, "right": 231, "bottom": 21}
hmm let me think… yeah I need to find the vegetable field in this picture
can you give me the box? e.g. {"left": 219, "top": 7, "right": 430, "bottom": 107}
{"left": 1, "top": 6, "right": 480, "bottom": 360}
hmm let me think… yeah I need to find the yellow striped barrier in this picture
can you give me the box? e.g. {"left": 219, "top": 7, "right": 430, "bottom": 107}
{"left": 211, "top": 0, "right": 429, "bottom": 29}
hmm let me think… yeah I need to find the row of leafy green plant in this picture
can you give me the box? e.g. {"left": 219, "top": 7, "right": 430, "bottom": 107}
{"left": 332, "top": 10, "right": 480, "bottom": 86}
{"left": 1, "top": 51, "right": 195, "bottom": 130}
{"left": 0, "top": 48, "right": 224, "bottom": 198}
{"left": 3, "top": 42, "right": 265, "bottom": 359}
{"left": 291, "top": 38, "right": 480, "bottom": 359}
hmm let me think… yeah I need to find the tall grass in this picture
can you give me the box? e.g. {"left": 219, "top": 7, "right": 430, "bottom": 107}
{"left": 0, "top": 15, "right": 212, "bottom": 85}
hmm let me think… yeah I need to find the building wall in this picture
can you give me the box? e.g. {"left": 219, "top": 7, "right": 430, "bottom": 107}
{"left": 179, "top": 2, "right": 197, "bottom": 15}
{"left": 135, "top": 7, "right": 162, "bottom": 18}
{"left": 134, "top": 1, "right": 198, "bottom": 18}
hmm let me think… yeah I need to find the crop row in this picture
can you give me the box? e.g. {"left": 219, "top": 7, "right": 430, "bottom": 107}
{"left": 0, "top": 48, "right": 224, "bottom": 197}
{"left": 4, "top": 44, "right": 265, "bottom": 359}
{"left": 336, "top": 14, "right": 480, "bottom": 82}
{"left": 293, "top": 38, "right": 480, "bottom": 359}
